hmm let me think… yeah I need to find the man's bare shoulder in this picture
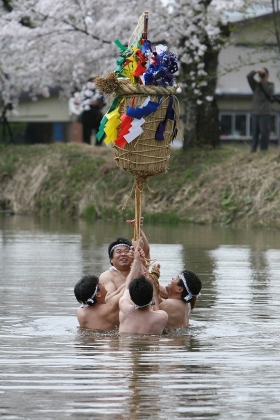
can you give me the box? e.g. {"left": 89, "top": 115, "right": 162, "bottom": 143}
{"left": 77, "top": 303, "right": 114, "bottom": 318}
{"left": 119, "top": 294, "right": 134, "bottom": 311}
{"left": 153, "top": 309, "right": 168, "bottom": 321}
{"left": 76, "top": 307, "right": 85, "bottom": 320}
{"left": 76, "top": 307, "right": 91, "bottom": 326}
{"left": 99, "top": 269, "right": 114, "bottom": 283}
{"left": 76, "top": 304, "right": 119, "bottom": 331}
{"left": 159, "top": 299, "right": 180, "bottom": 310}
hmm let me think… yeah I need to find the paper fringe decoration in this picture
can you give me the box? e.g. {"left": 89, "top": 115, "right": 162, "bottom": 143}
{"left": 96, "top": 97, "right": 121, "bottom": 145}
{"left": 114, "top": 35, "right": 178, "bottom": 87}
{"left": 97, "top": 95, "right": 175, "bottom": 148}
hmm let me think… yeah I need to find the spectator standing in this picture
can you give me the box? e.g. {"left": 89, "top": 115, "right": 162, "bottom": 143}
{"left": 79, "top": 74, "right": 106, "bottom": 146}
{"left": 247, "top": 68, "right": 275, "bottom": 152}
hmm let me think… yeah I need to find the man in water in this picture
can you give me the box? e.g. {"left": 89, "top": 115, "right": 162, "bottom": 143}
{"left": 74, "top": 274, "right": 125, "bottom": 331}
{"left": 119, "top": 246, "right": 168, "bottom": 335}
{"left": 100, "top": 219, "right": 150, "bottom": 300}
{"left": 159, "top": 270, "right": 202, "bottom": 328}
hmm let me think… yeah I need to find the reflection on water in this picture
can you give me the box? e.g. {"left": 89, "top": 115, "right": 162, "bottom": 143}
{"left": 0, "top": 215, "right": 279, "bottom": 419}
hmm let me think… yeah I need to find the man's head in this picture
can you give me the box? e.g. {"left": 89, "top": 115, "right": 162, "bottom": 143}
{"left": 167, "top": 270, "right": 202, "bottom": 308}
{"left": 74, "top": 274, "right": 106, "bottom": 306}
{"left": 259, "top": 68, "right": 269, "bottom": 81}
{"left": 129, "top": 275, "right": 153, "bottom": 309}
{"left": 178, "top": 270, "right": 202, "bottom": 308}
{"left": 108, "top": 236, "right": 132, "bottom": 267}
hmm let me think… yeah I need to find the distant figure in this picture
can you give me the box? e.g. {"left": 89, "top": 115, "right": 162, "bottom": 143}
{"left": 247, "top": 68, "right": 275, "bottom": 152}
{"left": 74, "top": 274, "right": 124, "bottom": 331}
{"left": 79, "top": 74, "right": 106, "bottom": 146}
{"left": 159, "top": 270, "right": 202, "bottom": 329}
{"left": 119, "top": 247, "right": 168, "bottom": 335}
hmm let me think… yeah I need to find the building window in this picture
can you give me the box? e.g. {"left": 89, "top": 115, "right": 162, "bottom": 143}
{"left": 220, "top": 115, "right": 232, "bottom": 136}
{"left": 220, "top": 112, "right": 278, "bottom": 140}
{"left": 235, "top": 115, "right": 246, "bottom": 137}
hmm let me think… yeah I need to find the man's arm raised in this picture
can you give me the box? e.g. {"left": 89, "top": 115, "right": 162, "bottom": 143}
{"left": 105, "top": 283, "right": 126, "bottom": 309}
{"left": 146, "top": 264, "right": 162, "bottom": 310}
{"left": 119, "top": 245, "right": 144, "bottom": 307}
{"left": 126, "top": 218, "right": 150, "bottom": 261}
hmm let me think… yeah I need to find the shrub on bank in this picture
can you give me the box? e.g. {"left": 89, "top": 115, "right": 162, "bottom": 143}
{"left": 1, "top": 143, "right": 280, "bottom": 228}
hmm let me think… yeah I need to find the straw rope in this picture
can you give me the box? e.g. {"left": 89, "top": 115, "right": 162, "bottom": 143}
{"left": 148, "top": 265, "right": 161, "bottom": 295}
{"left": 95, "top": 72, "right": 178, "bottom": 97}
{"left": 115, "top": 82, "right": 178, "bottom": 97}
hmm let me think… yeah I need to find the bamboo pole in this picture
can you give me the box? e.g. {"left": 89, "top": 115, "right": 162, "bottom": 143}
{"left": 134, "top": 177, "right": 144, "bottom": 242}
{"left": 143, "top": 11, "right": 149, "bottom": 40}
{"left": 133, "top": 11, "right": 149, "bottom": 242}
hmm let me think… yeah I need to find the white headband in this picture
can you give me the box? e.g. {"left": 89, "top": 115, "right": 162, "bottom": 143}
{"left": 135, "top": 301, "right": 155, "bottom": 310}
{"left": 180, "top": 273, "right": 201, "bottom": 302}
{"left": 80, "top": 284, "right": 98, "bottom": 307}
{"left": 110, "top": 243, "right": 131, "bottom": 256}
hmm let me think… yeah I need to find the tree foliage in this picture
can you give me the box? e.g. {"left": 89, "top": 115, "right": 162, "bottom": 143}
{"left": 0, "top": 0, "right": 266, "bottom": 148}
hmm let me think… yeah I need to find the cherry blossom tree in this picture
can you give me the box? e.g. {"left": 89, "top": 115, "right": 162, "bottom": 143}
{"left": 0, "top": 0, "right": 266, "bottom": 148}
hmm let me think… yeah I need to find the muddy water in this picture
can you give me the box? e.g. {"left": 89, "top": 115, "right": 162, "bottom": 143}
{"left": 0, "top": 215, "right": 279, "bottom": 419}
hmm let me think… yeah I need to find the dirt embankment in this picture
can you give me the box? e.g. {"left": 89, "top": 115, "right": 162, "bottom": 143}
{"left": 1, "top": 143, "right": 280, "bottom": 228}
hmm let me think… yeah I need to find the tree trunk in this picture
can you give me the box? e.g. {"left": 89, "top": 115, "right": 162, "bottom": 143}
{"left": 180, "top": 50, "right": 220, "bottom": 149}
{"left": 179, "top": 16, "right": 230, "bottom": 150}
{"left": 196, "top": 98, "right": 220, "bottom": 148}
{"left": 196, "top": 45, "right": 220, "bottom": 148}
{"left": 181, "top": 89, "right": 197, "bottom": 150}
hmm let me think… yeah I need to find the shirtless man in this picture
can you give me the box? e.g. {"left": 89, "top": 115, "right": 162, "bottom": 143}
{"left": 74, "top": 274, "right": 125, "bottom": 331}
{"left": 100, "top": 219, "right": 150, "bottom": 301}
{"left": 159, "top": 270, "right": 202, "bottom": 328}
{"left": 119, "top": 247, "right": 168, "bottom": 335}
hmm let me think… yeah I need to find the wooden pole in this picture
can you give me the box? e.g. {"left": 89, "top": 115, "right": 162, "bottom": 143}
{"left": 134, "top": 11, "right": 148, "bottom": 241}
{"left": 134, "top": 177, "right": 144, "bottom": 242}
{"left": 143, "top": 11, "right": 149, "bottom": 40}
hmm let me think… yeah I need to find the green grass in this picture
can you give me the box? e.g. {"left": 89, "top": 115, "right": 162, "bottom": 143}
{"left": 143, "top": 212, "right": 181, "bottom": 224}
{"left": 2, "top": 143, "right": 280, "bottom": 228}
{"left": 0, "top": 151, "right": 20, "bottom": 176}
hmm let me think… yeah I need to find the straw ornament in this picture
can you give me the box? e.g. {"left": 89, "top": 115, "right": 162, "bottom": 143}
{"left": 95, "top": 72, "right": 120, "bottom": 95}
{"left": 95, "top": 11, "right": 181, "bottom": 242}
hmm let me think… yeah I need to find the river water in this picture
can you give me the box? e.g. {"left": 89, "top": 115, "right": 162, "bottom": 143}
{"left": 0, "top": 215, "right": 279, "bottom": 419}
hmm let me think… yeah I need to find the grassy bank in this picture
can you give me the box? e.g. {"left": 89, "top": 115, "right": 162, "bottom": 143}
{"left": 1, "top": 142, "right": 280, "bottom": 228}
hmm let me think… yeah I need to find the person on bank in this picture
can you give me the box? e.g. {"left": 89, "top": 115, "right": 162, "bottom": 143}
{"left": 74, "top": 274, "right": 125, "bottom": 331}
{"left": 247, "top": 68, "right": 275, "bottom": 152}
{"left": 119, "top": 246, "right": 168, "bottom": 335}
{"left": 159, "top": 270, "right": 202, "bottom": 329}
{"left": 99, "top": 219, "right": 150, "bottom": 301}
{"left": 80, "top": 74, "right": 106, "bottom": 146}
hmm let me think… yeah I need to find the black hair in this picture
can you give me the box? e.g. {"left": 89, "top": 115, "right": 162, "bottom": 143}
{"left": 177, "top": 270, "right": 202, "bottom": 309}
{"left": 129, "top": 275, "right": 153, "bottom": 307}
{"left": 263, "top": 67, "right": 269, "bottom": 75}
{"left": 108, "top": 236, "right": 132, "bottom": 262}
{"left": 74, "top": 274, "right": 99, "bottom": 306}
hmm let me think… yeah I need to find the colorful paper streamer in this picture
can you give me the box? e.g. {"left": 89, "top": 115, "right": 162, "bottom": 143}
{"left": 155, "top": 96, "right": 175, "bottom": 140}
{"left": 96, "top": 97, "right": 119, "bottom": 143}
{"left": 115, "top": 96, "right": 162, "bottom": 148}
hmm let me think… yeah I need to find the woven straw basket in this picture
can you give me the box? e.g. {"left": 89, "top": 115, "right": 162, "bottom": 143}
{"left": 113, "top": 81, "right": 178, "bottom": 178}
